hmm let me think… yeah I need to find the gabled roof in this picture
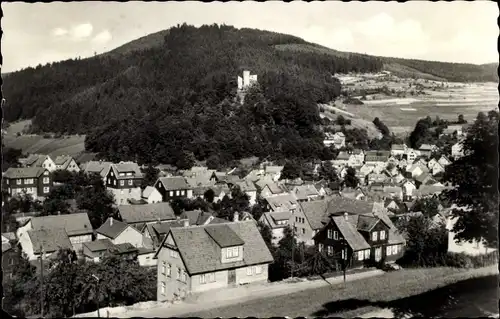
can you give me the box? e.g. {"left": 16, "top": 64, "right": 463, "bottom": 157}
{"left": 142, "top": 186, "right": 157, "bottom": 198}
{"left": 2, "top": 242, "right": 12, "bottom": 253}
{"left": 419, "top": 144, "right": 436, "bottom": 151}
{"left": 96, "top": 218, "right": 129, "bottom": 239}
{"left": 269, "top": 211, "right": 291, "bottom": 222}
{"left": 157, "top": 176, "right": 190, "bottom": 191}
{"left": 183, "top": 210, "right": 214, "bottom": 226}
{"left": 335, "top": 152, "right": 350, "bottom": 161}
{"left": 330, "top": 216, "right": 371, "bottom": 251}
{"left": 30, "top": 213, "right": 93, "bottom": 236}
{"left": 110, "top": 243, "right": 139, "bottom": 255}
{"left": 118, "top": 202, "right": 176, "bottom": 224}
{"left": 83, "top": 238, "right": 115, "bottom": 252}
{"left": 28, "top": 228, "right": 73, "bottom": 254}
{"left": 162, "top": 221, "right": 274, "bottom": 275}
{"left": 75, "top": 152, "right": 98, "bottom": 164}
{"left": 235, "top": 180, "right": 257, "bottom": 192}
{"left": 82, "top": 161, "right": 112, "bottom": 178}
{"left": 110, "top": 162, "right": 143, "bottom": 179}
{"left": 54, "top": 155, "right": 74, "bottom": 166}
{"left": 262, "top": 212, "right": 290, "bottom": 229}
{"left": 205, "top": 224, "right": 245, "bottom": 248}
{"left": 414, "top": 172, "right": 432, "bottom": 183}
{"left": 357, "top": 215, "right": 383, "bottom": 231}
{"left": 265, "top": 166, "right": 284, "bottom": 174}
{"left": 146, "top": 219, "right": 187, "bottom": 247}
{"left": 391, "top": 144, "right": 406, "bottom": 151}
{"left": 3, "top": 167, "right": 46, "bottom": 179}
{"left": 265, "top": 194, "right": 298, "bottom": 212}
{"left": 291, "top": 184, "right": 320, "bottom": 200}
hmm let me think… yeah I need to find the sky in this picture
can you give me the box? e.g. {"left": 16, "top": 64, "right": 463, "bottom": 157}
{"left": 1, "top": 1, "right": 498, "bottom": 73}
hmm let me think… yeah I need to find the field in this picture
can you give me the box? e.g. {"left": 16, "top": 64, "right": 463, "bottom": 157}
{"left": 2, "top": 134, "right": 86, "bottom": 158}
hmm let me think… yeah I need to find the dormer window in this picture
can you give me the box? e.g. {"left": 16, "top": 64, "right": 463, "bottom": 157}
{"left": 119, "top": 173, "right": 125, "bottom": 177}
{"left": 226, "top": 247, "right": 239, "bottom": 259}
{"left": 372, "top": 231, "right": 378, "bottom": 241}
{"left": 327, "top": 229, "right": 333, "bottom": 239}
{"left": 333, "top": 231, "right": 339, "bottom": 240}
{"left": 126, "top": 172, "right": 132, "bottom": 176}
{"left": 380, "top": 230, "right": 386, "bottom": 240}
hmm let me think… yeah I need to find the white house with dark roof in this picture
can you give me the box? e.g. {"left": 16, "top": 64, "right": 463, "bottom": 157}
{"left": 54, "top": 155, "right": 80, "bottom": 172}
{"left": 391, "top": 144, "right": 407, "bottom": 157}
{"left": 18, "top": 228, "right": 74, "bottom": 260}
{"left": 259, "top": 211, "right": 292, "bottom": 245}
{"left": 155, "top": 176, "right": 193, "bottom": 201}
{"left": 82, "top": 238, "right": 139, "bottom": 263}
{"left": 290, "top": 184, "right": 321, "bottom": 202}
{"left": 105, "top": 162, "right": 143, "bottom": 205}
{"left": 117, "top": 202, "right": 176, "bottom": 229}
{"left": 17, "top": 212, "right": 93, "bottom": 254}
{"left": 142, "top": 186, "right": 163, "bottom": 204}
{"left": 154, "top": 220, "right": 274, "bottom": 302}
{"left": 82, "top": 160, "right": 113, "bottom": 182}
{"left": 19, "top": 154, "right": 56, "bottom": 172}
{"left": 96, "top": 217, "right": 146, "bottom": 248}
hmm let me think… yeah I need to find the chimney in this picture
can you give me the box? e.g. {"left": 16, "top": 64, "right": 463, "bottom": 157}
{"left": 344, "top": 212, "right": 348, "bottom": 221}
{"left": 183, "top": 219, "right": 189, "bottom": 227}
{"left": 234, "top": 211, "right": 239, "bottom": 222}
{"left": 110, "top": 217, "right": 113, "bottom": 226}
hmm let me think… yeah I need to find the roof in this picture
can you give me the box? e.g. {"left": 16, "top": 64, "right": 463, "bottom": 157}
{"left": 147, "top": 220, "right": 187, "bottom": 247}
{"left": 182, "top": 210, "right": 214, "bottom": 226}
{"left": 205, "top": 224, "right": 245, "bottom": 248}
{"left": 30, "top": 213, "right": 93, "bottom": 236}
{"left": 111, "top": 162, "right": 143, "bottom": 179}
{"left": 2, "top": 232, "right": 17, "bottom": 242}
{"left": 265, "top": 166, "right": 284, "bottom": 174}
{"left": 2, "top": 242, "right": 12, "bottom": 253}
{"left": 75, "top": 152, "right": 98, "bottom": 164}
{"left": 419, "top": 144, "right": 436, "bottom": 151}
{"left": 83, "top": 238, "right": 115, "bottom": 252}
{"left": 365, "top": 155, "right": 389, "bottom": 163}
{"left": 157, "top": 176, "right": 190, "bottom": 191}
{"left": 300, "top": 197, "right": 376, "bottom": 230}
{"left": 216, "top": 174, "right": 242, "bottom": 185}
{"left": 54, "top": 155, "right": 73, "bottom": 166}
{"left": 3, "top": 167, "right": 46, "bottom": 179}
{"left": 291, "top": 184, "right": 320, "bottom": 201}
{"left": 269, "top": 211, "right": 291, "bottom": 221}
{"left": 110, "top": 243, "right": 138, "bottom": 255}
{"left": 235, "top": 180, "right": 257, "bottom": 192}
{"left": 83, "top": 161, "right": 112, "bottom": 178}
{"left": 414, "top": 172, "right": 432, "bottom": 183}
{"left": 164, "top": 221, "right": 274, "bottom": 275}
{"left": 357, "top": 215, "right": 381, "bottom": 231}
{"left": 336, "top": 152, "right": 350, "bottom": 160}
{"left": 415, "top": 185, "right": 451, "bottom": 197}
{"left": 265, "top": 194, "right": 298, "bottom": 212}
{"left": 391, "top": 144, "right": 406, "bottom": 151}
{"left": 142, "top": 186, "right": 156, "bottom": 198}
{"left": 118, "top": 202, "right": 175, "bottom": 224}
{"left": 263, "top": 211, "right": 291, "bottom": 229}
{"left": 28, "top": 228, "right": 73, "bottom": 254}
{"left": 331, "top": 216, "right": 371, "bottom": 251}
{"left": 96, "top": 218, "right": 129, "bottom": 239}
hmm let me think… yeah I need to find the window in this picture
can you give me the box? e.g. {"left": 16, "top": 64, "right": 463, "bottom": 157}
{"left": 120, "top": 180, "right": 125, "bottom": 186}
{"left": 180, "top": 190, "right": 185, "bottom": 196}
{"left": 161, "top": 262, "right": 166, "bottom": 275}
{"left": 364, "top": 249, "right": 371, "bottom": 260}
{"left": 25, "top": 178, "right": 34, "bottom": 184}
{"left": 255, "top": 266, "right": 263, "bottom": 274}
{"left": 247, "top": 267, "right": 253, "bottom": 276}
{"left": 301, "top": 228, "right": 305, "bottom": 234}
{"left": 380, "top": 230, "right": 386, "bottom": 240}
{"left": 169, "top": 191, "right": 174, "bottom": 196}
{"left": 392, "top": 245, "right": 398, "bottom": 255}
{"left": 208, "top": 272, "right": 215, "bottom": 282}
{"left": 357, "top": 251, "right": 364, "bottom": 261}
{"left": 341, "top": 249, "right": 346, "bottom": 260}
{"left": 386, "top": 246, "right": 392, "bottom": 256}
{"left": 372, "top": 232, "right": 378, "bottom": 241}
{"left": 176, "top": 190, "right": 180, "bottom": 196}
{"left": 43, "top": 177, "right": 49, "bottom": 184}
{"left": 107, "top": 178, "right": 111, "bottom": 184}
{"left": 16, "top": 179, "right": 21, "bottom": 185}
{"left": 327, "top": 246, "right": 333, "bottom": 256}
{"left": 128, "top": 180, "right": 133, "bottom": 186}
{"left": 318, "top": 243, "right": 323, "bottom": 252}
{"left": 161, "top": 281, "right": 166, "bottom": 294}
{"left": 114, "top": 180, "right": 116, "bottom": 186}
{"left": 181, "top": 270, "right": 187, "bottom": 282}
{"left": 333, "top": 231, "right": 339, "bottom": 240}
{"left": 126, "top": 172, "right": 132, "bottom": 176}
{"left": 43, "top": 187, "right": 49, "bottom": 193}
{"left": 176, "top": 268, "right": 181, "bottom": 280}
{"left": 169, "top": 249, "right": 179, "bottom": 258}
{"left": 200, "top": 274, "right": 206, "bottom": 284}
{"left": 327, "top": 229, "right": 333, "bottom": 239}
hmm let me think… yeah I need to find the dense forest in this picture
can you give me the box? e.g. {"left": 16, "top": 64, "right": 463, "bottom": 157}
{"left": 2, "top": 24, "right": 496, "bottom": 166}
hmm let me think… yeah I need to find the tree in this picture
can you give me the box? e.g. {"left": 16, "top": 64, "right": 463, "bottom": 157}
{"left": 2, "top": 146, "right": 22, "bottom": 171}
{"left": 206, "top": 154, "right": 221, "bottom": 170}
{"left": 203, "top": 188, "right": 215, "bottom": 203}
{"left": 343, "top": 166, "right": 359, "bottom": 188}
{"left": 441, "top": 110, "right": 499, "bottom": 247}
{"left": 280, "top": 160, "right": 303, "bottom": 180}
{"left": 318, "top": 161, "right": 340, "bottom": 190}
{"left": 141, "top": 165, "right": 159, "bottom": 189}
{"left": 175, "top": 151, "right": 196, "bottom": 170}
{"left": 41, "top": 184, "right": 74, "bottom": 215}
{"left": 76, "top": 185, "right": 118, "bottom": 228}
{"left": 257, "top": 221, "right": 274, "bottom": 251}
{"left": 457, "top": 114, "right": 467, "bottom": 124}
{"left": 412, "top": 197, "right": 440, "bottom": 218}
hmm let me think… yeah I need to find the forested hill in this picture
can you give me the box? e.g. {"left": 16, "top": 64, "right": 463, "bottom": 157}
{"left": 2, "top": 24, "right": 497, "bottom": 167}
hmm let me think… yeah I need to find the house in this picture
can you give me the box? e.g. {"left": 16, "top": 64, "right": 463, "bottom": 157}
{"left": 384, "top": 199, "right": 406, "bottom": 214}
{"left": 16, "top": 213, "right": 93, "bottom": 254}
{"left": 105, "top": 162, "right": 143, "bottom": 205}
{"left": 387, "top": 156, "right": 400, "bottom": 167}
{"left": 430, "top": 162, "right": 446, "bottom": 176}
{"left": 212, "top": 173, "right": 242, "bottom": 188}
{"left": 391, "top": 144, "right": 407, "bottom": 157}
{"left": 451, "top": 142, "right": 464, "bottom": 159}
{"left": 82, "top": 239, "right": 139, "bottom": 263}
{"left": 192, "top": 185, "right": 230, "bottom": 203}
{"left": 418, "top": 144, "right": 437, "bottom": 158}
{"left": 366, "top": 173, "right": 388, "bottom": 185}
{"left": 332, "top": 152, "right": 350, "bottom": 166}
{"left": 447, "top": 214, "right": 496, "bottom": 256}
{"left": 237, "top": 70, "right": 258, "bottom": 91}
{"left": 257, "top": 179, "right": 287, "bottom": 198}
{"left": 340, "top": 187, "right": 366, "bottom": 201}
{"left": 155, "top": 177, "right": 193, "bottom": 201}
{"left": 324, "top": 132, "right": 346, "bottom": 149}
{"left": 53, "top": 155, "right": 80, "bottom": 172}
{"left": 382, "top": 185, "right": 404, "bottom": 200}
{"left": 3, "top": 167, "right": 53, "bottom": 201}
{"left": 235, "top": 180, "right": 258, "bottom": 206}
{"left": 182, "top": 210, "right": 228, "bottom": 227}
{"left": 401, "top": 180, "right": 417, "bottom": 201}
{"left": 81, "top": 160, "right": 113, "bottom": 182}
{"left": 358, "top": 164, "right": 375, "bottom": 178}
{"left": 413, "top": 172, "right": 437, "bottom": 188}
{"left": 364, "top": 151, "right": 390, "bottom": 166}
{"left": 142, "top": 219, "right": 190, "bottom": 249}
{"left": 290, "top": 184, "right": 321, "bottom": 203}
{"left": 405, "top": 149, "right": 420, "bottom": 162}
{"left": 406, "top": 162, "right": 429, "bottom": 178}
{"left": 427, "top": 158, "right": 439, "bottom": 170}
{"left": 244, "top": 169, "right": 265, "bottom": 183}
{"left": 19, "top": 154, "right": 56, "bottom": 172}
{"left": 18, "top": 228, "right": 74, "bottom": 261}
{"left": 259, "top": 211, "right": 292, "bottom": 245}
{"left": 313, "top": 210, "right": 405, "bottom": 269}
{"left": 154, "top": 221, "right": 274, "bottom": 302}
{"left": 96, "top": 217, "right": 146, "bottom": 248}
{"left": 414, "top": 185, "right": 451, "bottom": 198}
{"left": 438, "top": 155, "right": 452, "bottom": 167}
{"left": 264, "top": 194, "right": 299, "bottom": 213}
{"left": 142, "top": 186, "right": 163, "bottom": 204}
{"left": 117, "top": 202, "right": 176, "bottom": 228}
{"left": 184, "top": 168, "right": 217, "bottom": 188}
{"left": 264, "top": 166, "right": 284, "bottom": 182}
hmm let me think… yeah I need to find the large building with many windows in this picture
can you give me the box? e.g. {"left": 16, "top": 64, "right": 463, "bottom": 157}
{"left": 3, "top": 167, "right": 53, "bottom": 201}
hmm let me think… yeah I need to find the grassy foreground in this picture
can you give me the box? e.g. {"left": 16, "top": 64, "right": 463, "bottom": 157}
{"left": 184, "top": 265, "right": 499, "bottom": 318}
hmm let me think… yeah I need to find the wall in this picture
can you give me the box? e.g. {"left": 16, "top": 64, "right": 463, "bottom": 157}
{"left": 69, "top": 234, "right": 93, "bottom": 253}
{"left": 146, "top": 189, "right": 163, "bottom": 204}
{"left": 221, "top": 246, "right": 243, "bottom": 264}
{"left": 247, "top": 191, "right": 257, "bottom": 206}
{"left": 138, "top": 252, "right": 157, "bottom": 267}
{"left": 108, "top": 187, "right": 142, "bottom": 205}
{"left": 291, "top": 208, "right": 315, "bottom": 246}
{"left": 113, "top": 226, "right": 145, "bottom": 248}
{"left": 271, "top": 227, "right": 285, "bottom": 245}
{"left": 191, "top": 269, "right": 229, "bottom": 294}
{"left": 235, "top": 264, "right": 269, "bottom": 285}
{"left": 18, "top": 230, "right": 36, "bottom": 260}
{"left": 157, "top": 244, "right": 190, "bottom": 302}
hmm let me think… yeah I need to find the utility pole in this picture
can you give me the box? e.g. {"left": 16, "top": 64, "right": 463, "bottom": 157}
{"left": 291, "top": 211, "right": 295, "bottom": 279}
{"left": 40, "top": 244, "right": 44, "bottom": 317}
{"left": 92, "top": 274, "right": 101, "bottom": 318}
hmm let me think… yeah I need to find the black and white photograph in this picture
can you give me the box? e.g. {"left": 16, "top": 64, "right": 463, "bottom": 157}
{"left": 1, "top": 1, "right": 498, "bottom": 318}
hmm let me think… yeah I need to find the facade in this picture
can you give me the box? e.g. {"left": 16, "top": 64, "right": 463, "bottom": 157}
{"left": 154, "top": 221, "right": 274, "bottom": 302}
{"left": 105, "top": 162, "right": 143, "bottom": 205}
{"left": 142, "top": 186, "right": 163, "bottom": 204}
{"left": 401, "top": 180, "right": 417, "bottom": 200}
{"left": 54, "top": 155, "right": 81, "bottom": 172}
{"left": 405, "top": 149, "right": 420, "bottom": 162}
{"left": 3, "top": 167, "right": 53, "bottom": 201}
{"left": 2, "top": 239, "right": 18, "bottom": 280}
{"left": 155, "top": 177, "right": 193, "bottom": 201}
{"left": 96, "top": 217, "right": 146, "bottom": 248}
{"left": 438, "top": 155, "right": 451, "bottom": 167}
{"left": 418, "top": 144, "right": 437, "bottom": 158}
{"left": 259, "top": 211, "right": 292, "bottom": 245}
